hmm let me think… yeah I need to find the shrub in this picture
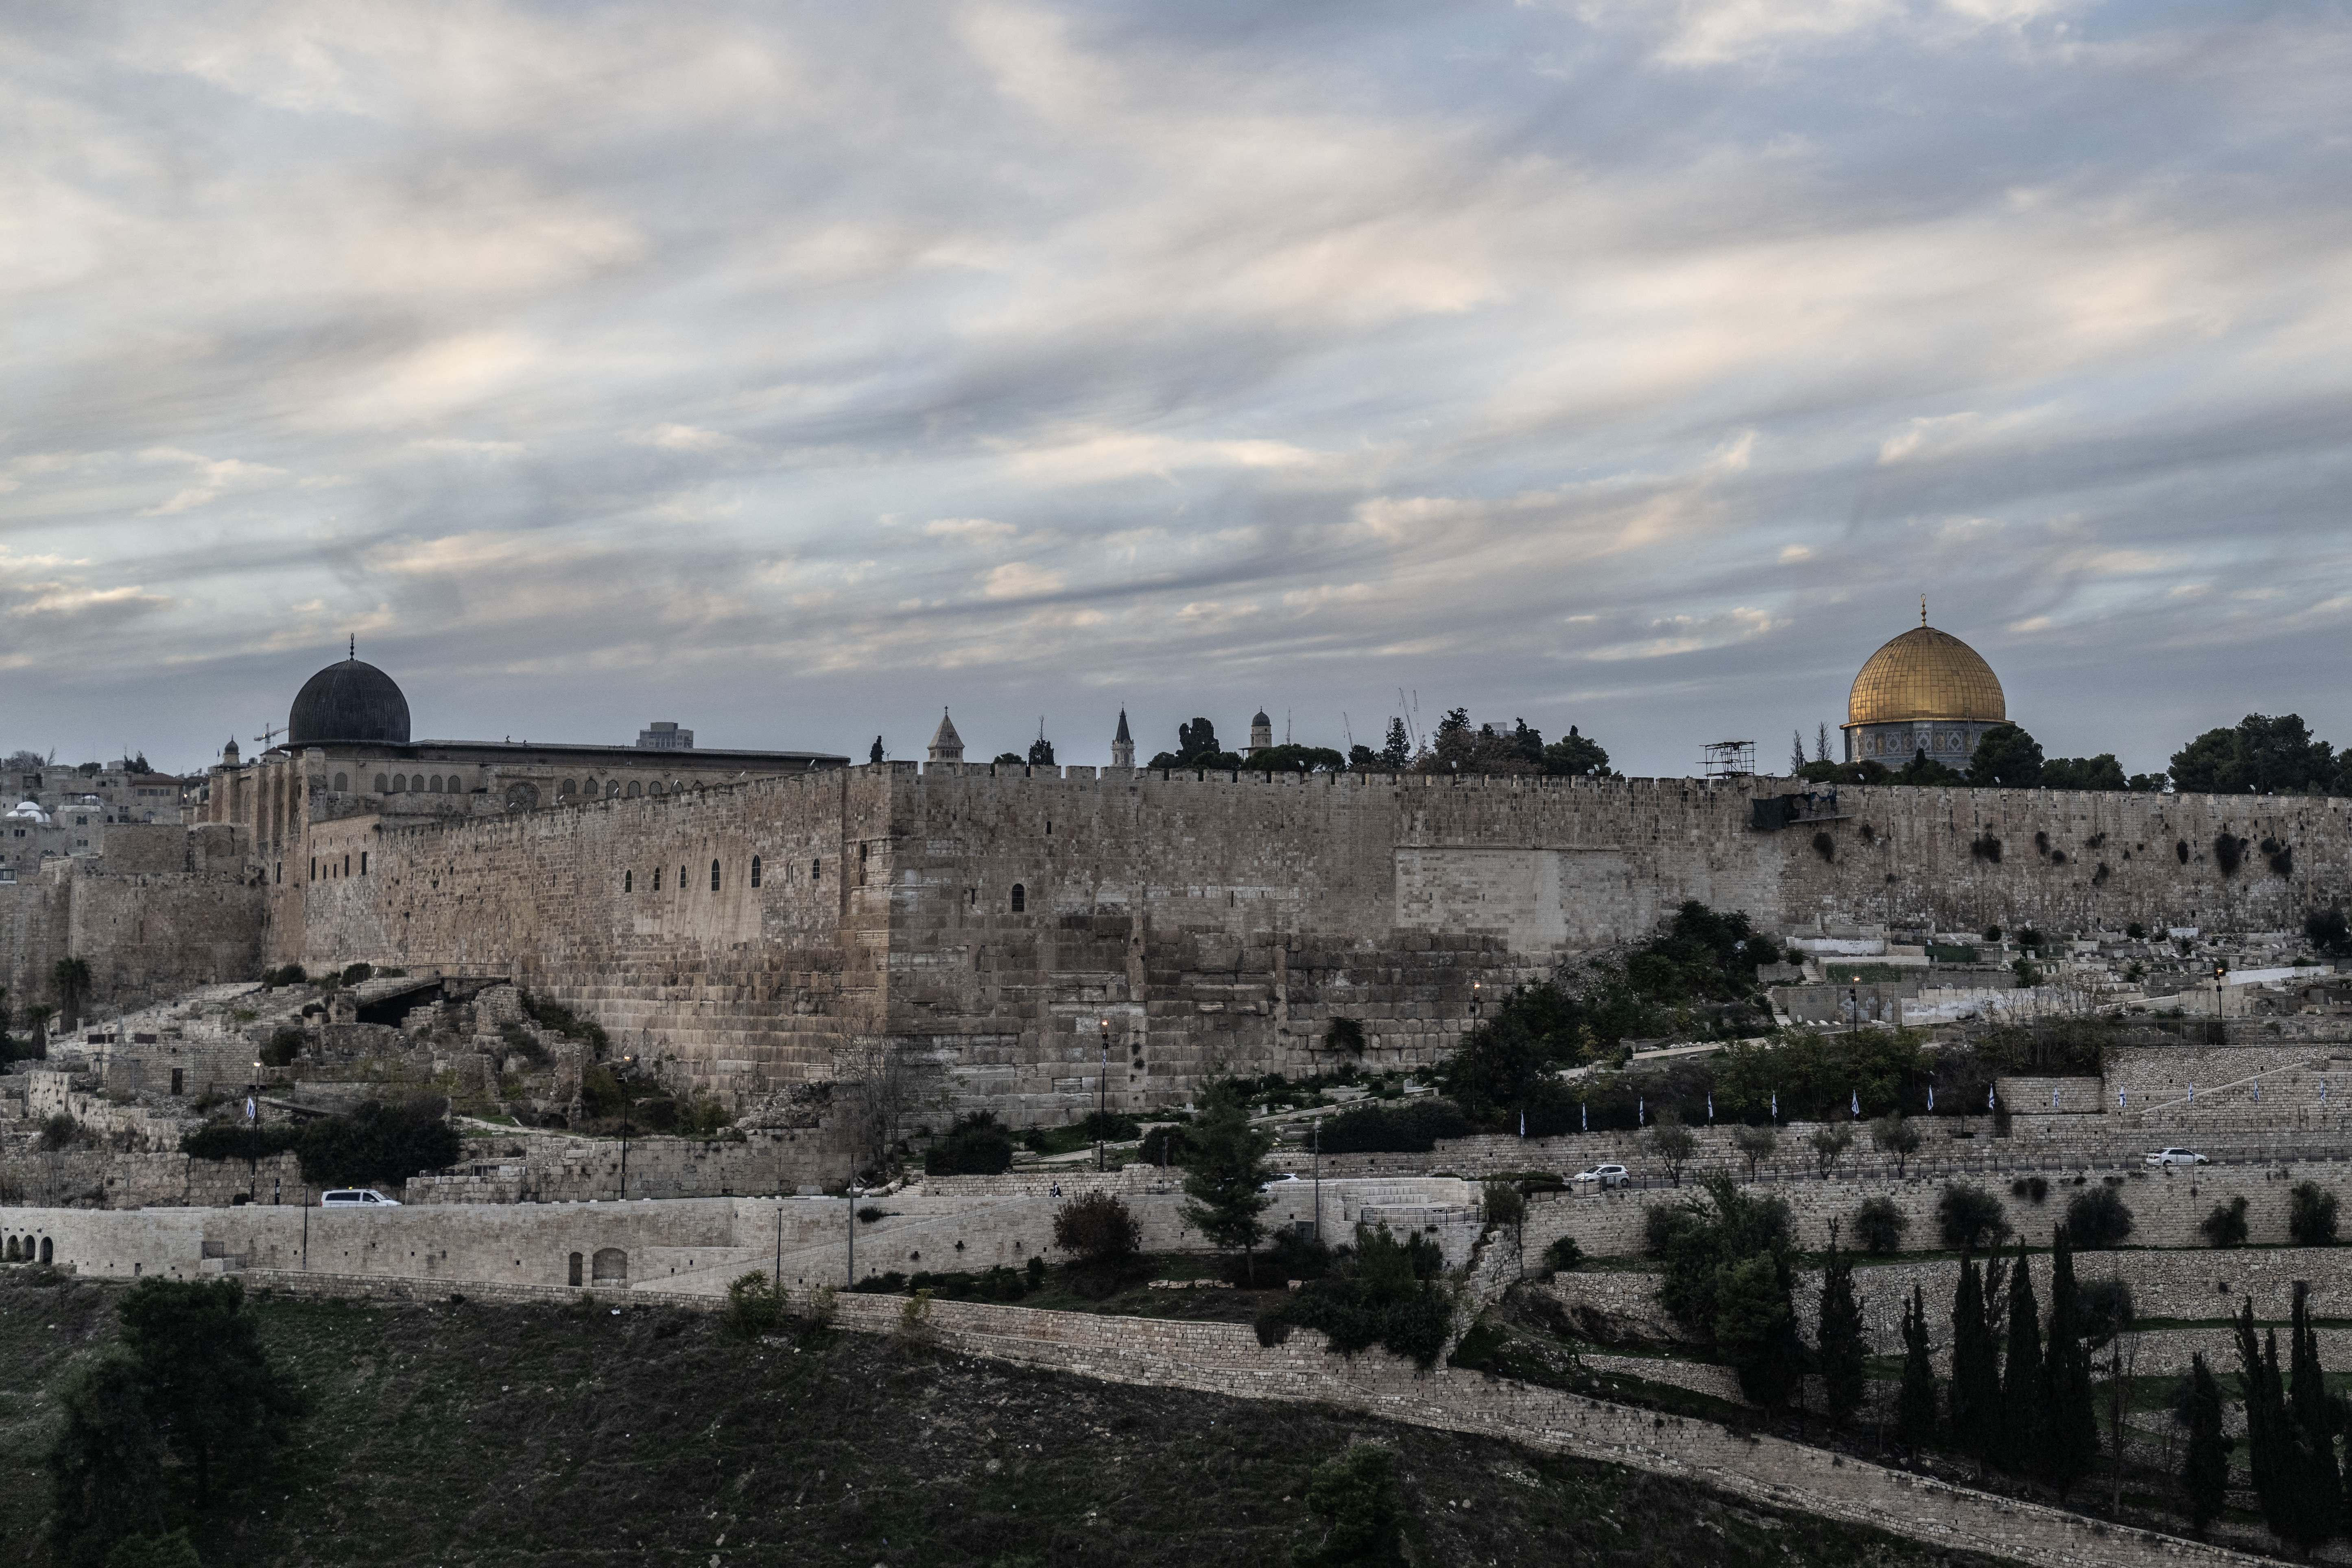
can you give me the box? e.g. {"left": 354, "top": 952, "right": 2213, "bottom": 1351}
{"left": 1274, "top": 1223, "right": 1454, "bottom": 1368}
{"left": 720, "top": 1271, "right": 787, "bottom": 1340}
{"left": 1322, "top": 1017, "right": 1366, "bottom": 1055}
{"left": 1542, "top": 1235, "right": 1584, "bottom": 1273}
{"left": 1731, "top": 1123, "right": 1779, "bottom": 1179}
{"left": 1852, "top": 1196, "right": 1909, "bottom": 1256}
{"left": 1291, "top": 1443, "right": 1409, "bottom": 1568}
{"left": 258, "top": 1024, "right": 306, "bottom": 1069}
{"left": 39, "top": 1112, "right": 83, "bottom": 1151}
{"left": 1936, "top": 1183, "right": 2011, "bottom": 1252}
{"left": 2289, "top": 1181, "right": 2340, "bottom": 1246}
{"left": 179, "top": 1120, "right": 300, "bottom": 1161}
{"left": 262, "top": 963, "right": 308, "bottom": 987}
{"left": 1482, "top": 1182, "right": 1525, "bottom": 1230}
{"left": 1314, "top": 1099, "right": 1476, "bottom": 1154}
{"left": 521, "top": 991, "right": 609, "bottom": 1052}
{"left": 339, "top": 962, "right": 374, "bottom": 985}
{"left": 1052, "top": 1192, "right": 1142, "bottom": 1267}
{"left": 2199, "top": 1195, "right": 2249, "bottom": 1248}
{"left": 2064, "top": 1184, "right": 2134, "bottom": 1249}
{"left": 1079, "top": 1109, "right": 1142, "bottom": 1143}
{"left": 2009, "top": 1174, "right": 2050, "bottom": 1203}
{"left": 925, "top": 1111, "right": 1015, "bottom": 1176}
{"left": 498, "top": 1021, "right": 550, "bottom": 1066}
{"left": 856, "top": 1206, "right": 885, "bottom": 1224}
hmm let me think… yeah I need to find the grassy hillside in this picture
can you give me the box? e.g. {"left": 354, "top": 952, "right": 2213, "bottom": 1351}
{"left": 0, "top": 1267, "right": 2003, "bottom": 1568}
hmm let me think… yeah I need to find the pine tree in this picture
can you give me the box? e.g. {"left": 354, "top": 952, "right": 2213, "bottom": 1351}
{"left": 1997, "top": 1240, "right": 2042, "bottom": 1474}
{"left": 2182, "top": 1352, "right": 2232, "bottom": 1536}
{"left": 1948, "top": 1255, "right": 2001, "bottom": 1464}
{"left": 1897, "top": 1284, "right": 1939, "bottom": 1450}
{"left": 1816, "top": 1229, "right": 1867, "bottom": 1424}
{"left": 1180, "top": 1079, "right": 1275, "bottom": 1283}
{"left": 1790, "top": 731, "right": 1808, "bottom": 775}
{"left": 2289, "top": 1280, "right": 2343, "bottom": 1542}
{"left": 2037, "top": 1226, "right": 2099, "bottom": 1496}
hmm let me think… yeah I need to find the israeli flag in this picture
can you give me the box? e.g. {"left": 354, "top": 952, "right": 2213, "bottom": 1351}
{"left": 1987, "top": 1084, "right": 1996, "bottom": 1109}
{"left": 245, "top": 1095, "right": 257, "bottom": 1122}
{"left": 2188, "top": 1083, "right": 2194, "bottom": 1103}
{"left": 1707, "top": 1092, "right": 1715, "bottom": 1122}
{"left": 1927, "top": 1083, "right": 1935, "bottom": 1111}
{"left": 1771, "top": 1090, "right": 1778, "bottom": 1119}
{"left": 1519, "top": 1111, "right": 1525, "bottom": 1139}
{"left": 2052, "top": 1086, "right": 2060, "bottom": 1109}
{"left": 1851, "top": 1089, "right": 1860, "bottom": 1117}
{"left": 1638, "top": 1096, "right": 1646, "bottom": 1125}
{"left": 2118, "top": 1090, "right": 2127, "bottom": 1109}
{"left": 2254, "top": 1080, "right": 2261, "bottom": 1102}
{"left": 1581, "top": 1101, "right": 1588, "bottom": 1132}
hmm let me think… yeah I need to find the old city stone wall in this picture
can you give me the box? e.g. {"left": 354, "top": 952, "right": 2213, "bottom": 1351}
{"left": 16, "top": 764, "right": 2352, "bottom": 1125}
{"left": 0, "top": 823, "right": 261, "bottom": 1019}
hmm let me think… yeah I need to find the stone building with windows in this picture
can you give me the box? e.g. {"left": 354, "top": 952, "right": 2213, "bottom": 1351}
{"left": 1840, "top": 610, "right": 2008, "bottom": 770}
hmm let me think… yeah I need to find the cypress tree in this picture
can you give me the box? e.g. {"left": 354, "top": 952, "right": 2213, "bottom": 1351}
{"left": 2182, "top": 1352, "right": 2232, "bottom": 1537}
{"left": 2289, "top": 1280, "right": 2343, "bottom": 1543}
{"left": 1948, "top": 1255, "right": 2001, "bottom": 1464}
{"left": 2038, "top": 1225, "right": 2099, "bottom": 1497}
{"left": 1816, "top": 1229, "right": 1867, "bottom": 1424}
{"left": 2234, "top": 1296, "right": 2297, "bottom": 1544}
{"left": 1997, "top": 1239, "right": 2042, "bottom": 1474}
{"left": 1896, "top": 1283, "right": 1939, "bottom": 1450}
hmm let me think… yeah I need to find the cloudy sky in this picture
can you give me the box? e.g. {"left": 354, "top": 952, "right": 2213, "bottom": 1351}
{"left": 4, "top": 1, "right": 2348, "bottom": 777}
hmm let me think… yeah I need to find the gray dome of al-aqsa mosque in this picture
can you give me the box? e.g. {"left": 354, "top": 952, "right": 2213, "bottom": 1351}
{"left": 288, "top": 650, "right": 411, "bottom": 746}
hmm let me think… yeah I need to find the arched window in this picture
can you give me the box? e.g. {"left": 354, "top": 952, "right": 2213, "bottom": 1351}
{"left": 649, "top": 780, "right": 664, "bottom": 796}
{"left": 751, "top": 856, "right": 762, "bottom": 887}
{"left": 625, "top": 869, "right": 633, "bottom": 892}
{"left": 812, "top": 858, "right": 821, "bottom": 883}
{"left": 607, "top": 780, "right": 621, "bottom": 798}
{"left": 1011, "top": 882, "right": 1026, "bottom": 912}
{"left": 39, "top": 1237, "right": 52, "bottom": 1264}
{"left": 568, "top": 1251, "right": 583, "bottom": 1287}
{"left": 710, "top": 858, "right": 721, "bottom": 891}
{"left": 428, "top": 775, "right": 443, "bottom": 793}
{"left": 653, "top": 867, "right": 662, "bottom": 891}
{"left": 332, "top": 772, "right": 348, "bottom": 793}
{"left": 561, "top": 779, "right": 578, "bottom": 798}
{"left": 626, "top": 780, "right": 642, "bottom": 798}
{"left": 393, "top": 774, "right": 408, "bottom": 793}
{"left": 592, "top": 1247, "right": 627, "bottom": 1282}
{"left": 374, "top": 773, "right": 388, "bottom": 793}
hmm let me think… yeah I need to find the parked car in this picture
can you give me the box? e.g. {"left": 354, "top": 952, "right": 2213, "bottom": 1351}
{"left": 320, "top": 1188, "right": 402, "bottom": 1207}
{"left": 1573, "top": 1164, "right": 1631, "bottom": 1190}
{"left": 2145, "top": 1148, "right": 2208, "bottom": 1167}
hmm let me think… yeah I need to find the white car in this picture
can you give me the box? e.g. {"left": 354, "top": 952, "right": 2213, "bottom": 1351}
{"left": 2145, "top": 1149, "right": 2208, "bottom": 1168}
{"left": 1574, "top": 1164, "right": 1631, "bottom": 1190}
{"left": 320, "top": 1188, "right": 402, "bottom": 1206}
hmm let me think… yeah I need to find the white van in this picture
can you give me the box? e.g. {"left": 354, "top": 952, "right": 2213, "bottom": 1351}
{"left": 319, "top": 1189, "right": 401, "bottom": 1207}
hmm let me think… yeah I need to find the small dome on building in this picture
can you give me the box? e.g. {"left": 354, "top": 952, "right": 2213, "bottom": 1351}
{"left": 1252, "top": 709, "right": 1272, "bottom": 728}
{"left": 288, "top": 656, "right": 411, "bottom": 746}
{"left": 1846, "top": 626, "right": 2004, "bottom": 727}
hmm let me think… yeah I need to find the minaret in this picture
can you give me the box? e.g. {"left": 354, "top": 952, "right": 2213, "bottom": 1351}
{"left": 222, "top": 737, "right": 241, "bottom": 766}
{"left": 1111, "top": 709, "right": 1134, "bottom": 769}
{"left": 1249, "top": 709, "right": 1273, "bottom": 756}
{"left": 926, "top": 709, "right": 965, "bottom": 764}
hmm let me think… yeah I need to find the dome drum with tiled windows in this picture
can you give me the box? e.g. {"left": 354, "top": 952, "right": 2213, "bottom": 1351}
{"left": 1841, "top": 622, "right": 2005, "bottom": 767}
{"left": 288, "top": 658, "right": 412, "bottom": 747}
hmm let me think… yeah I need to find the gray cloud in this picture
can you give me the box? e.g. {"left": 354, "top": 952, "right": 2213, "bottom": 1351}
{"left": 2, "top": 0, "right": 2348, "bottom": 778}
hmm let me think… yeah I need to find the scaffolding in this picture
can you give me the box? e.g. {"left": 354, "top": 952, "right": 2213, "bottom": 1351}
{"left": 1700, "top": 739, "right": 1756, "bottom": 780}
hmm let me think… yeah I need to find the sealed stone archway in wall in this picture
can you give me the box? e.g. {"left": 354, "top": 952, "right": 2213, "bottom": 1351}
{"left": 591, "top": 1247, "right": 627, "bottom": 1283}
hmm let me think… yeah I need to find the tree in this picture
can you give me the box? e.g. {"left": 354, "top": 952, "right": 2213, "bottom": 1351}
{"left": 1967, "top": 723, "right": 2044, "bottom": 788}
{"left": 1713, "top": 1251, "right": 1806, "bottom": 1409}
{"left": 1243, "top": 744, "right": 1348, "bottom": 775}
{"left": 1869, "top": 1112, "right": 1920, "bottom": 1176}
{"left": 2179, "top": 1352, "right": 2233, "bottom": 1537}
{"left": 2231, "top": 1293, "right": 2332, "bottom": 1548}
{"left": 1322, "top": 1017, "right": 1366, "bottom": 1057}
{"left": 1647, "top": 1175, "right": 1795, "bottom": 1339}
{"left": 1181, "top": 1079, "right": 1275, "bottom": 1281}
{"left": 2288, "top": 1280, "right": 2344, "bottom": 1542}
{"left": 1053, "top": 1192, "right": 1143, "bottom": 1270}
{"left": 52, "top": 956, "right": 93, "bottom": 1031}
{"left": 1948, "top": 1254, "right": 2003, "bottom": 1466}
{"left": 924, "top": 1111, "right": 1015, "bottom": 1176}
{"left": 1852, "top": 1195, "right": 1908, "bottom": 1255}
{"left": 116, "top": 1278, "right": 303, "bottom": 1506}
{"left": 2308, "top": 906, "right": 2352, "bottom": 958}
{"left": 1732, "top": 1123, "right": 1778, "bottom": 1180}
{"left": 2171, "top": 713, "right": 2335, "bottom": 795}
{"left": 1291, "top": 1443, "right": 1409, "bottom": 1568}
{"left": 1027, "top": 729, "right": 1055, "bottom": 767}
{"left": 1807, "top": 1123, "right": 1852, "bottom": 1178}
{"left": 1936, "top": 1183, "right": 2011, "bottom": 1252}
{"left": 2199, "top": 1195, "right": 2250, "bottom": 1247}
{"left": 1816, "top": 1228, "right": 1867, "bottom": 1423}
{"left": 2042, "top": 754, "right": 2127, "bottom": 791}
{"left": 1996, "top": 1240, "right": 2043, "bottom": 1474}
{"left": 1542, "top": 725, "right": 1612, "bottom": 778}
{"left": 1179, "top": 717, "right": 1223, "bottom": 763}
{"left": 834, "top": 1036, "right": 941, "bottom": 1181}
{"left": 721, "top": 1270, "right": 788, "bottom": 1341}
{"left": 1891, "top": 749, "right": 1966, "bottom": 786}
{"left": 1789, "top": 731, "right": 1807, "bottom": 776}
{"left": 991, "top": 751, "right": 1025, "bottom": 766}
{"left": 1378, "top": 718, "right": 1412, "bottom": 771}
{"left": 1646, "top": 1117, "right": 1697, "bottom": 1186}
{"left": 1897, "top": 1284, "right": 1939, "bottom": 1450}
{"left": 2064, "top": 1184, "right": 2134, "bottom": 1249}
{"left": 292, "top": 1095, "right": 461, "bottom": 1187}
{"left": 2038, "top": 1227, "right": 2098, "bottom": 1497}
{"left": 46, "top": 1352, "right": 169, "bottom": 1566}
{"left": 2289, "top": 1180, "right": 2340, "bottom": 1246}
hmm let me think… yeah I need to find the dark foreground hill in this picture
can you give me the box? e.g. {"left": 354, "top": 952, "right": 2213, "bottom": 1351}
{"left": 0, "top": 1268, "right": 1999, "bottom": 1568}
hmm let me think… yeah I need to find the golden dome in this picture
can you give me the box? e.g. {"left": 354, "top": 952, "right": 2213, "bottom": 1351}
{"left": 1846, "top": 625, "right": 2005, "bottom": 727}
